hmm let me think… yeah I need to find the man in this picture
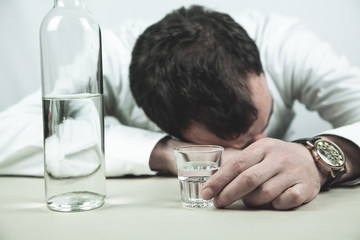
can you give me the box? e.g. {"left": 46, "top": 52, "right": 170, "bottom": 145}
{"left": 129, "top": 6, "right": 360, "bottom": 210}
{"left": 0, "top": 5, "right": 359, "bottom": 210}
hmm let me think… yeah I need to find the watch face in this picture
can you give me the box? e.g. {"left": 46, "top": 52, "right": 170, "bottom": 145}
{"left": 315, "top": 140, "right": 345, "bottom": 167}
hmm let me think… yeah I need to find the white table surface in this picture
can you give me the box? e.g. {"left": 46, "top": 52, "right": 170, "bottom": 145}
{"left": 0, "top": 176, "right": 359, "bottom": 240}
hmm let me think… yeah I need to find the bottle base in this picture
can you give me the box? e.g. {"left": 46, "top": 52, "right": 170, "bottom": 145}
{"left": 46, "top": 191, "right": 105, "bottom": 212}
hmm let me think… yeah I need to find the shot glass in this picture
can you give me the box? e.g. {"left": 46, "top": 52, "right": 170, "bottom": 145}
{"left": 174, "top": 145, "right": 223, "bottom": 208}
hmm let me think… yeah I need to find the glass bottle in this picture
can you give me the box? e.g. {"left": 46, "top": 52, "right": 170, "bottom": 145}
{"left": 40, "top": 0, "right": 106, "bottom": 212}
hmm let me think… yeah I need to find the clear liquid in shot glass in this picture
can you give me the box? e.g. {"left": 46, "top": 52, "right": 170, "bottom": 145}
{"left": 178, "top": 161, "right": 219, "bottom": 208}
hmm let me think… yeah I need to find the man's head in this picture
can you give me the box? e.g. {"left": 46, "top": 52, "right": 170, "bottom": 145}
{"left": 130, "top": 5, "right": 270, "bottom": 148}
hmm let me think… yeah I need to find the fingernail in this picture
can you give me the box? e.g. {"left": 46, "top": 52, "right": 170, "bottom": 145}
{"left": 202, "top": 187, "right": 214, "bottom": 200}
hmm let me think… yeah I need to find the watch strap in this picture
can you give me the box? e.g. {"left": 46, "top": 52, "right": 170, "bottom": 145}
{"left": 320, "top": 166, "right": 346, "bottom": 191}
{"left": 292, "top": 137, "right": 320, "bottom": 145}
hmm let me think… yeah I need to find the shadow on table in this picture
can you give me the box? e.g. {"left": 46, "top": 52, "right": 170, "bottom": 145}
{"left": 225, "top": 201, "right": 275, "bottom": 211}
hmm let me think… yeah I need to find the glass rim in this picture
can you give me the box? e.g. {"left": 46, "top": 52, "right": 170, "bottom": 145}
{"left": 174, "top": 145, "right": 224, "bottom": 153}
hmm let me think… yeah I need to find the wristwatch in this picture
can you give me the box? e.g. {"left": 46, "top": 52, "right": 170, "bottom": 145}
{"left": 293, "top": 137, "right": 346, "bottom": 191}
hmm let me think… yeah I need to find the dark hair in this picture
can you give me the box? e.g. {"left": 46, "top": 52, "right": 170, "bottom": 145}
{"left": 130, "top": 5, "right": 263, "bottom": 140}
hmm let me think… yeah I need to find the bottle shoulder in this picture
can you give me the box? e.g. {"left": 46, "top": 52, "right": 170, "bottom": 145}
{"left": 40, "top": 8, "right": 100, "bottom": 32}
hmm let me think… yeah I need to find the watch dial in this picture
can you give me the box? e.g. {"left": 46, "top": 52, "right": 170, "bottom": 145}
{"left": 316, "top": 140, "right": 345, "bottom": 167}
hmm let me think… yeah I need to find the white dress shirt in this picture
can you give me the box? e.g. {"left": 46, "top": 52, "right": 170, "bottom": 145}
{"left": 0, "top": 10, "right": 359, "bottom": 177}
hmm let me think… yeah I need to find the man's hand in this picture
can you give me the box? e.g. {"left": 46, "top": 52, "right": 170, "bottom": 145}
{"left": 201, "top": 138, "right": 326, "bottom": 210}
{"left": 149, "top": 136, "right": 192, "bottom": 176}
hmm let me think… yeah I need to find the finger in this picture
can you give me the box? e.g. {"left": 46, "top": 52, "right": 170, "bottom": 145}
{"left": 271, "top": 183, "right": 318, "bottom": 210}
{"left": 201, "top": 146, "right": 265, "bottom": 200}
{"left": 212, "top": 157, "right": 281, "bottom": 208}
{"left": 242, "top": 172, "right": 298, "bottom": 207}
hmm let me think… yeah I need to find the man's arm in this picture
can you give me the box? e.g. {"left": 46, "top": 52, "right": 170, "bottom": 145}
{"left": 0, "top": 88, "right": 171, "bottom": 177}
{"left": 200, "top": 13, "right": 360, "bottom": 210}
{"left": 0, "top": 90, "right": 44, "bottom": 176}
{"left": 264, "top": 13, "right": 360, "bottom": 188}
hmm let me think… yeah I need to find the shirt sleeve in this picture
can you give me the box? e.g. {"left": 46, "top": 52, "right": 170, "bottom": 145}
{"left": 104, "top": 116, "right": 167, "bottom": 176}
{"left": 259, "top": 13, "right": 360, "bottom": 146}
{"left": 0, "top": 88, "right": 167, "bottom": 177}
{"left": 0, "top": 90, "right": 44, "bottom": 176}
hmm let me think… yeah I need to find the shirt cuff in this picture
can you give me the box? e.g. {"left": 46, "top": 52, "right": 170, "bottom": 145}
{"left": 104, "top": 116, "right": 167, "bottom": 177}
{"left": 320, "top": 122, "right": 360, "bottom": 147}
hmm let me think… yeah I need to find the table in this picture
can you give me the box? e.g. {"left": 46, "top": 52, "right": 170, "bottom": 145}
{"left": 0, "top": 176, "right": 359, "bottom": 240}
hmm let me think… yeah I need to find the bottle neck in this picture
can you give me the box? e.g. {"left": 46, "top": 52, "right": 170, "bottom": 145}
{"left": 54, "top": 0, "right": 85, "bottom": 8}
